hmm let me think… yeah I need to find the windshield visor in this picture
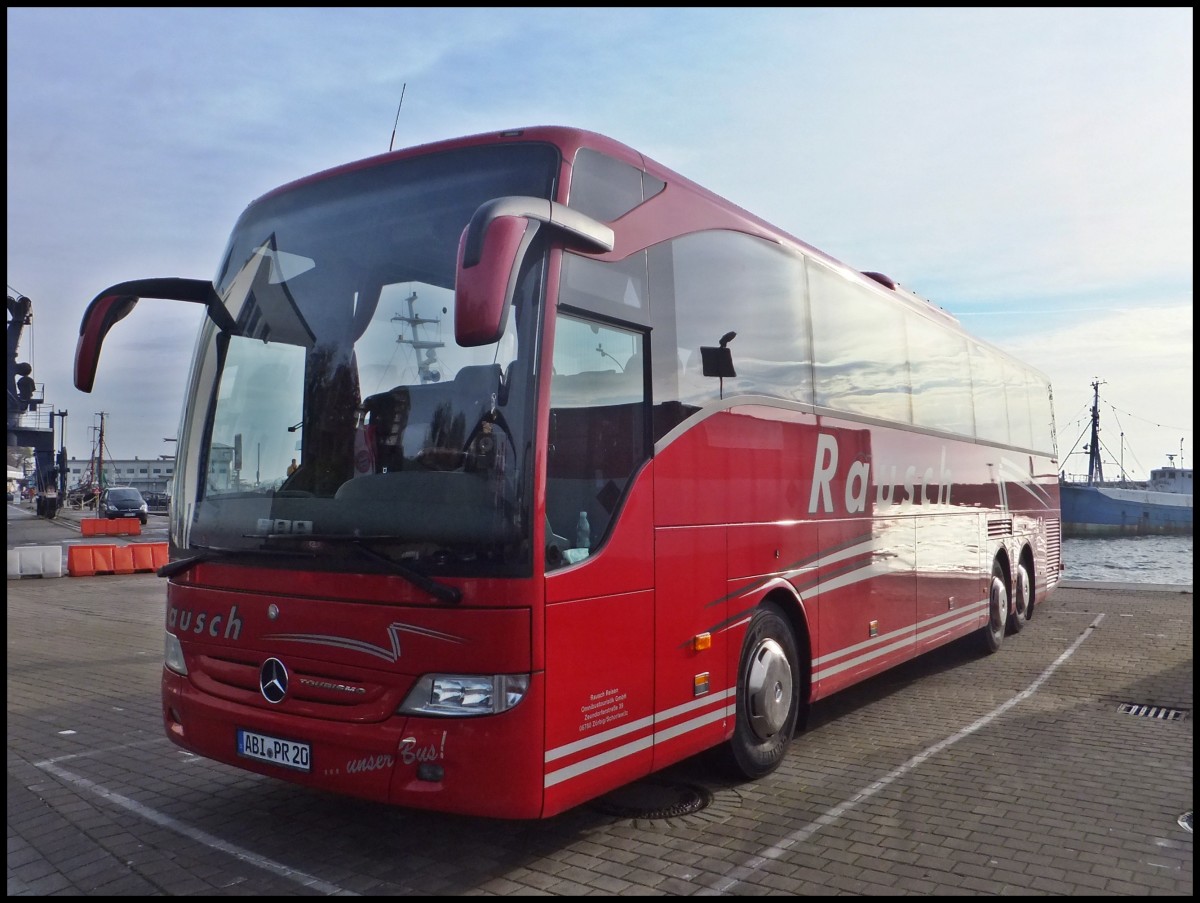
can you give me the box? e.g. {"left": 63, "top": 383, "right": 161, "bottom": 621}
{"left": 177, "top": 143, "right": 559, "bottom": 577}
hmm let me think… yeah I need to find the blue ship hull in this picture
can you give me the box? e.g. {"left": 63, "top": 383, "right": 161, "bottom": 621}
{"left": 1060, "top": 481, "right": 1193, "bottom": 537}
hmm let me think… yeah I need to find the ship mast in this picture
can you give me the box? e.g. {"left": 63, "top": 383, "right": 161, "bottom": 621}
{"left": 1086, "top": 378, "right": 1104, "bottom": 485}
{"left": 391, "top": 290, "right": 444, "bottom": 383}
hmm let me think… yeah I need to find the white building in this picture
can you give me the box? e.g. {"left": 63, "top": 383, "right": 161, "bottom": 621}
{"left": 66, "top": 456, "right": 175, "bottom": 494}
{"left": 68, "top": 443, "right": 240, "bottom": 496}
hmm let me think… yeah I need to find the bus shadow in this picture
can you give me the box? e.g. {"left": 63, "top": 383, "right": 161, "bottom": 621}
{"left": 803, "top": 630, "right": 988, "bottom": 731}
{"left": 634, "top": 628, "right": 998, "bottom": 804}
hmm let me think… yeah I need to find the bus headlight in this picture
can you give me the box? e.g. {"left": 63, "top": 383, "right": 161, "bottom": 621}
{"left": 398, "top": 674, "right": 529, "bottom": 716}
{"left": 164, "top": 631, "right": 188, "bottom": 675}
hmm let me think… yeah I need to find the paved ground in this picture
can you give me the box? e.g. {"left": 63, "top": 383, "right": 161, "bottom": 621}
{"left": 7, "top": 505, "right": 1193, "bottom": 895}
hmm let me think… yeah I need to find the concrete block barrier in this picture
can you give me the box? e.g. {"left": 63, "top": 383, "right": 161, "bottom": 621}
{"left": 7, "top": 545, "right": 65, "bottom": 579}
{"left": 67, "top": 542, "right": 167, "bottom": 577}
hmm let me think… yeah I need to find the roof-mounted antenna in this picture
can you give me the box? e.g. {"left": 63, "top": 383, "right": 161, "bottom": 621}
{"left": 389, "top": 83, "right": 407, "bottom": 152}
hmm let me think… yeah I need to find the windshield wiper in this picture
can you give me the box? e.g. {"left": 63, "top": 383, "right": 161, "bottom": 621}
{"left": 349, "top": 540, "right": 463, "bottom": 605}
{"left": 157, "top": 544, "right": 318, "bottom": 579}
{"left": 258, "top": 534, "right": 463, "bottom": 604}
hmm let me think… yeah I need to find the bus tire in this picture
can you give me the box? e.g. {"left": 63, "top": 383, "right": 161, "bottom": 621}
{"left": 982, "top": 563, "right": 1008, "bottom": 653}
{"left": 1008, "top": 562, "right": 1032, "bottom": 633}
{"left": 723, "top": 602, "right": 801, "bottom": 780}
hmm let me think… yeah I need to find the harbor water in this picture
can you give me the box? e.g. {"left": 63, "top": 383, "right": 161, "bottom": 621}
{"left": 1061, "top": 534, "right": 1193, "bottom": 586}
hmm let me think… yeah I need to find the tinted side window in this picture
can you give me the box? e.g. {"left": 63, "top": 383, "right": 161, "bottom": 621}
{"left": 970, "top": 341, "right": 1009, "bottom": 445}
{"left": 1003, "top": 357, "right": 1034, "bottom": 451}
{"left": 559, "top": 250, "right": 649, "bottom": 326}
{"left": 1027, "top": 373, "right": 1056, "bottom": 454}
{"left": 906, "top": 311, "right": 975, "bottom": 437}
{"left": 809, "top": 260, "right": 912, "bottom": 424}
{"left": 545, "top": 314, "right": 649, "bottom": 569}
{"left": 647, "top": 230, "right": 812, "bottom": 439}
{"left": 569, "top": 148, "right": 665, "bottom": 222}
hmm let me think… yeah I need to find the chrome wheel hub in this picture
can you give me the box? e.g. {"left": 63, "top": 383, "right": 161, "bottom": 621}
{"left": 745, "top": 638, "right": 792, "bottom": 739}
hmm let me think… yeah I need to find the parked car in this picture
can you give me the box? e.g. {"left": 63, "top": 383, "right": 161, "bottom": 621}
{"left": 98, "top": 486, "right": 149, "bottom": 524}
{"left": 141, "top": 490, "right": 170, "bottom": 513}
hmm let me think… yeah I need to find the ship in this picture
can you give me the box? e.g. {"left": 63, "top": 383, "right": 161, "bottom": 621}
{"left": 1058, "top": 380, "right": 1192, "bottom": 536}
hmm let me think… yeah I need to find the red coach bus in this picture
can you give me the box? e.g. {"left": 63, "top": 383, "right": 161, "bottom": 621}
{"left": 75, "top": 126, "right": 1061, "bottom": 819}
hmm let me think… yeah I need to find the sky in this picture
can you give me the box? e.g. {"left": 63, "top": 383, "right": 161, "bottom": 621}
{"left": 7, "top": 8, "right": 1193, "bottom": 480}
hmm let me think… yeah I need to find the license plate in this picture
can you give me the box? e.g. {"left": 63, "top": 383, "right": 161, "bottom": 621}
{"left": 237, "top": 728, "right": 311, "bottom": 772}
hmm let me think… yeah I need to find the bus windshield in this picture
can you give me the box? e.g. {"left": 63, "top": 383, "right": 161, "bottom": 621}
{"left": 176, "top": 142, "right": 559, "bottom": 577}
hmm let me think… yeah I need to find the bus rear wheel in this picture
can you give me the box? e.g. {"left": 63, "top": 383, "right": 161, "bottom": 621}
{"left": 722, "top": 602, "right": 801, "bottom": 780}
{"left": 1008, "top": 562, "right": 1032, "bottom": 633}
{"left": 981, "top": 563, "right": 1008, "bottom": 653}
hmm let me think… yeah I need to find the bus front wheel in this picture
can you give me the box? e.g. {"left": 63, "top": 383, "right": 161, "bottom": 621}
{"left": 982, "top": 563, "right": 1008, "bottom": 653}
{"left": 722, "top": 602, "right": 801, "bottom": 780}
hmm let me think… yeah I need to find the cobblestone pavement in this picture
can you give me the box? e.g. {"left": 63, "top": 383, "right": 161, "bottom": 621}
{"left": 7, "top": 551, "right": 1192, "bottom": 895}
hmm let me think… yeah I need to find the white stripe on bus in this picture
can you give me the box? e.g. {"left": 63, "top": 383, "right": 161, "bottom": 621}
{"left": 543, "top": 591, "right": 991, "bottom": 790}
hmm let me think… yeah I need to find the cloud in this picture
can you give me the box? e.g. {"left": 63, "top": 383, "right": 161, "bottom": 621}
{"left": 1004, "top": 300, "right": 1193, "bottom": 476}
{"left": 7, "top": 8, "right": 1193, "bottom": 476}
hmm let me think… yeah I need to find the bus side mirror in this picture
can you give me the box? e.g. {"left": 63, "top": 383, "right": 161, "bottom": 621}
{"left": 454, "top": 196, "right": 615, "bottom": 347}
{"left": 75, "top": 293, "right": 138, "bottom": 393}
{"left": 454, "top": 214, "right": 538, "bottom": 347}
{"left": 74, "top": 278, "right": 235, "bottom": 392}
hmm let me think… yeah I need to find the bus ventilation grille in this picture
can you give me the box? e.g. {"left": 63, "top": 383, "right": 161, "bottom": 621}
{"left": 1045, "top": 517, "right": 1062, "bottom": 572}
{"left": 987, "top": 518, "right": 1013, "bottom": 538}
{"left": 1117, "top": 703, "right": 1187, "bottom": 721}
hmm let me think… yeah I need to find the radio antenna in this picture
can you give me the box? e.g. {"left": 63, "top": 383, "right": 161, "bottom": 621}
{"left": 389, "top": 83, "right": 407, "bottom": 152}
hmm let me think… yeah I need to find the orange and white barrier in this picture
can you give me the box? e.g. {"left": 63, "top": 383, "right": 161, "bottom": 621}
{"left": 67, "top": 542, "right": 167, "bottom": 577}
{"left": 7, "top": 545, "right": 64, "bottom": 579}
{"left": 80, "top": 517, "right": 142, "bottom": 537}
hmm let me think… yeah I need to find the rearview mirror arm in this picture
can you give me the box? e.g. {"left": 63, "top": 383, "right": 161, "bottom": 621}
{"left": 74, "top": 278, "right": 235, "bottom": 393}
{"left": 460, "top": 197, "right": 615, "bottom": 268}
